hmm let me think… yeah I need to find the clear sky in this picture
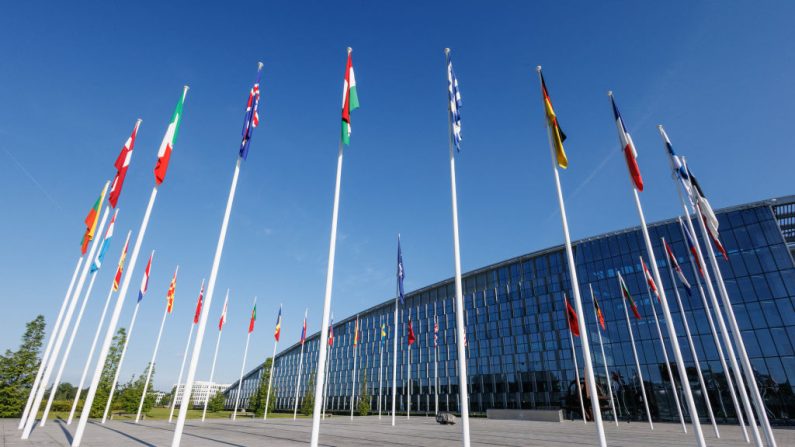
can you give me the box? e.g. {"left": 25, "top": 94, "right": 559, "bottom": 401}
{"left": 1, "top": 1, "right": 793, "bottom": 391}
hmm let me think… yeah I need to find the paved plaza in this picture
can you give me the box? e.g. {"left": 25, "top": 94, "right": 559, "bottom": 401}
{"left": 3, "top": 416, "right": 794, "bottom": 447}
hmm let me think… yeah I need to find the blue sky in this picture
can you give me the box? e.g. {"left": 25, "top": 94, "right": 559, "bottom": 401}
{"left": 1, "top": 1, "right": 793, "bottom": 390}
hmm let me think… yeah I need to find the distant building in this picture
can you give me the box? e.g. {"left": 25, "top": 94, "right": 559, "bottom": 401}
{"left": 173, "top": 381, "right": 231, "bottom": 408}
{"left": 153, "top": 390, "right": 166, "bottom": 406}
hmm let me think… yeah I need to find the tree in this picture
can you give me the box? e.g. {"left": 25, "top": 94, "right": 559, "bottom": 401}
{"left": 0, "top": 315, "right": 45, "bottom": 417}
{"left": 208, "top": 391, "right": 226, "bottom": 413}
{"left": 90, "top": 327, "right": 126, "bottom": 418}
{"left": 300, "top": 370, "right": 315, "bottom": 416}
{"left": 114, "top": 363, "right": 155, "bottom": 414}
{"left": 358, "top": 371, "right": 371, "bottom": 416}
{"left": 52, "top": 382, "right": 78, "bottom": 401}
{"left": 251, "top": 358, "right": 273, "bottom": 417}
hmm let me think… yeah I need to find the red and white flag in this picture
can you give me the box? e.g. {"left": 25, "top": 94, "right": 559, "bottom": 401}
{"left": 137, "top": 251, "right": 154, "bottom": 302}
{"left": 218, "top": 293, "right": 228, "bottom": 331}
{"left": 641, "top": 257, "right": 659, "bottom": 301}
{"left": 193, "top": 280, "right": 204, "bottom": 324}
{"left": 109, "top": 120, "right": 141, "bottom": 208}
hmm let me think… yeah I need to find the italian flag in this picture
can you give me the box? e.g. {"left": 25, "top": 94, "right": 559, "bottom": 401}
{"left": 154, "top": 86, "right": 189, "bottom": 185}
{"left": 341, "top": 50, "right": 359, "bottom": 145}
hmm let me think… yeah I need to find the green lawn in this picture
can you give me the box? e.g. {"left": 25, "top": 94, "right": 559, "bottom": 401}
{"left": 39, "top": 407, "right": 307, "bottom": 421}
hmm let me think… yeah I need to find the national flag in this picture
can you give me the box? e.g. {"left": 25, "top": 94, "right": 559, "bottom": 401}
{"left": 166, "top": 266, "right": 177, "bottom": 314}
{"left": 113, "top": 234, "right": 130, "bottom": 292}
{"left": 564, "top": 294, "right": 580, "bottom": 337}
{"left": 239, "top": 64, "right": 263, "bottom": 160}
{"left": 218, "top": 294, "right": 228, "bottom": 331}
{"left": 381, "top": 322, "right": 387, "bottom": 341}
{"left": 193, "top": 281, "right": 204, "bottom": 324}
{"left": 539, "top": 68, "right": 567, "bottom": 168}
{"left": 679, "top": 217, "right": 705, "bottom": 277}
{"left": 109, "top": 120, "right": 141, "bottom": 208}
{"left": 274, "top": 306, "right": 282, "bottom": 341}
{"left": 618, "top": 272, "right": 641, "bottom": 320}
{"left": 684, "top": 161, "right": 721, "bottom": 248}
{"left": 81, "top": 182, "right": 109, "bottom": 255}
{"left": 248, "top": 303, "right": 257, "bottom": 333}
{"left": 153, "top": 86, "right": 189, "bottom": 185}
{"left": 609, "top": 93, "right": 643, "bottom": 191}
{"left": 407, "top": 317, "right": 416, "bottom": 346}
{"left": 137, "top": 251, "right": 154, "bottom": 302}
{"left": 329, "top": 317, "right": 335, "bottom": 347}
{"left": 664, "top": 239, "right": 692, "bottom": 294}
{"left": 703, "top": 213, "right": 730, "bottom": 260}
{"left": 447, "top": 53, "right": 462, "bottom": 151}
{"left": 300, "top": 316, "right": 307, "bottom": 345}
{"left": 397, "top": 237, "right": 405, "bottom": 304}
{"left": 90, "top": 208, "right": 118, "bottom": 273}
{"left": 433, "top": 316, "right": 439, "bottom": 346}
{"left": 341, "top": 50, "right": 359, "bottom": 145}
{"left": 353, "top": 317, "right": 359, "bottom": 346}
{"left": 640, "top": 257, "right": 659, "bottom": 301}
{"left": 659, "top": 126, "right": 691, "bottom": 197}
{"left": 593, "top": 294, "right": 606, "bottom": 331}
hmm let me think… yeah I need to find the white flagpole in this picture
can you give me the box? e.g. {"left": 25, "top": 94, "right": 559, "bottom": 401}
{"left": 589, "top": 285, "right": 618, "bottom": 427}
{"left": 103, "top": 249, "right": 152, "bottom": 424}
{"left": 309, "top": 45, "right": 350, "bottom": 443}
{"left": 351, "top": 316, "right": 358, "bottom": 420}
{"left": 609, "top": 93, "right": 704, "bottom": 446}
{"left": 19, "top": 255, "right": 84, "bottom": 430}
{"left": 72, "top": 182, "right": 162, "bottom": 446}
{"left": 170, "top": 280, "right": 201, "bottom": 423}
{"left": 565, "top": 295, "right": 586, "bottom": 423}
{"left": 264, "top": 327, "right": 279, "bottom": 421}
{"left": 643, "top": 273, "right": 686, "bottom": 433}
{"left": 203, "top": 290, "right": 228, "bottom": 422}
{"left": 322, "top": 313, "right": 332, "bottom": 420}
{"left": 446, "top": 49, "right": 471, "bottom": 447}
{"left": 619, "top": 272, "right": 653, "bottom": 430}
{"left": 22, "top": 203, "right": 110, "bottom": 439}
{"left": 661, "top": 239, "right": 720, "bottom": 438}
{"left": 378, "top": 316, "right": 384, "bottom": 419}
{"left": 693, "top": 200, "right": 778, "bottom": 447}
{"left": 407, "top": 311, "right": 411, "bottom": 420}
{"left": 391, "top": 274, "right": 399, "bottom": 426}
{"left": 434, "top": 314, "right": 439, "bottom": 416}
{"left": 294, "top": 309, "right": 308, "bottom": 420}
{"left": 233, "top": 298, "right": 255, "bottom": 420}
{"left": 68, "top": 231, "right": 132, "bottom": 425}
{"left": 135, "top": 296, "right": 170, "bottom": 423}
{"left": 536, "top": 67, "right": 604, "bottom": 445}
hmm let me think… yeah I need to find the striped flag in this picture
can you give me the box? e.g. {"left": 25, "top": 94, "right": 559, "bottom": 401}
{"left": 397, "top": 237, "right": 405, "bottom": 304}
{"left": 539, "top": 68, "right": 567, "bottom": 168}
{"left": 433, "top": 316, "right": 439, "bottom": 346}
{"left": 381, "top": 322, "right": 387, "bottom": 342}
{"left": 447, "top": 54, "right": 462, "bottom": 151}
{"left": 660, "top": 126, "right": 692, "bottom": 197}
{"left": 137, "top": 251, "right": 154, "bottom": 302}
{"left": 640, "top": 257, "right": 659, "bottom": 301}
{"left": 593, "top": 294, "right": 606, "bottom": 331}
{"left": 218, "top": 294, "right": 228, "bottom": 331}
{"left": 109, "top": 120, "right": 141, "bottom": 208}
{"left": 90, "top": 208, "right": 118, "bottom": 273}
{"left": 274, "top": 306, "right": 282, "bottom": 341}
{"left": 113, "top": 235, "right": 130, "bottom": 292}
{"left": 680, "top": 217, "right": 705, "bottom": 277}
{"left": 300, "top": 316, "right": 307, "bottom": 345}
{"left": 664, "top": 239, "right": 692, "bottom": 295}
{"left": 239, "top": 64, "right": 263, "bottom": 160}
{"left": 618, "top": 272, "right": 641, "bottom": 320}
{"left": 248, "top": 303, "right": 257, "bottom": 333}
{"left": 81, "top": 183, "right": 109, "bottom": 255}
{"left": 193, "top": 281, "right": 204, "bottom": 324}
{"left": 683, "top": 160, "right": 726, "bottom": 260}
{"left": 564, "top": 294, "right": 580, "bottom": 337}
{"left": 341, "top": 50, "right": 359, "bottom": 145}
{"left": 328, "top": 317, "right": 334, "bottom": 347}
{"left": 407, "top": 317, "right": 416, "bottom": 346}
{"left": 154, "top": 87, "right": 188, "bottom": 185}
{"left": 166, "top": 266, "right": 177, "bottom": 313}
{"left": 353, "top": 317, "right": 359, "bottom": 346}
{"left": 609, "top": 93, "right": 643, "bottom": 191}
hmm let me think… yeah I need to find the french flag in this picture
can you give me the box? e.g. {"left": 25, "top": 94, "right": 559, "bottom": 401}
{"left": 610, "top": 92, "right": 644, "bottom": 191}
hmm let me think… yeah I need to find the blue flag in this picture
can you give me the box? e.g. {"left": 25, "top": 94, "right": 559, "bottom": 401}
{"left": 239, "top": 64, "right": 263, "bottom": 160}
{"left": 397, "top": 237, "right": 405, "bottom": 304}
{"left": 447, "top": 54, "right": 462, "bottom": 151}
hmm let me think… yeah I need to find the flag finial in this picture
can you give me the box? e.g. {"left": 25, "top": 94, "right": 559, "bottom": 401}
{"left": 607, "top": 90, "right": 613, "bottom": 97}
{"left": 257, "top": 61, "right": 264, "bottom": 70}
{"left": 347, "top": 47, "right": 352, "bottom": 53}
{"left": 536, "top": 65, "right": 542, "bottom": 72}
{"left": 444, "top": 48, "right": 450, "bottom": 55}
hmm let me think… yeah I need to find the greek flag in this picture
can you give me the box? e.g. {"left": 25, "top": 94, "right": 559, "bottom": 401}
{"left": 447, "top": 55, "right": 462, "bottom": 151}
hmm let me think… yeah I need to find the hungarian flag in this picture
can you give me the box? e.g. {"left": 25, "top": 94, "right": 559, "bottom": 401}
{"left": 664, "top": 239, "right": 692, "bottom": 295}
{"left": 341, "top": 50, "right": 359, "bottom": 145}
{"left": 218, "top": 294, "right": 228, "bottom": 331}
{"left": 113, "top": 233, "right": 130, "bottom": 292}
{"left": 610, "top": 93, "right": 643, "bottom": 191}
{"left": 353, "top": 317, "right": 359, "bottom": 346}
{"left": 433, "top": 316, "right": 439, "bottom": 346}
{"left": 300, "top": 316, "right": 307, "bottom": 345}
{"left": 239, "top": 64, "right": 263, "bottom": 160}
{"left": 274, "top": 306, "right": 282, "bottom": 341}
{"left": 539, "top": 68, "right": 568, "bottom": 169}
{"left": 90, "top": 208, "right": 118, "bottom": 273}
{"left": 680, "top": 217, "right": 705, "bottom": 277}
{"left": 328, "top": 317, "right": 334, "bottom": 347}
{"left": 81, "top": 182, "right": 109, "bottom": 255}
{"left": 564, "top": 294, "right": 580, "bottom": 337}
{"left": 593, "top": 295, "right": 606, "bottom": 331}
{"left": 166, "top": 266, "right": 177, "bottom": 314}
{"left": 137, "top": 251, "right": 154, "bottom": 302}
{"left": 248, "top": 303, "right": 257, "bottom": 333}
{"left": 407, "top": 317, "right": 416, "bottom": 346}
{"left": 154, "top": 86, "right": 189, "bottom": 185}
{"left": 193, "top": 281, "right": 204, "bottom": 324}
{"left": 109, "top": 120, "right": 141, "bottom": 208}
{"left": 619, "top": 272, "right": 641, "bottom": 319}
{"left": 640, "top": 257, "right": 659, "bottom": 301}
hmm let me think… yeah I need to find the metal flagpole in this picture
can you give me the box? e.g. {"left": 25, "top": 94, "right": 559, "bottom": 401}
{"left": 446, "top": 48, "right": 471, "bottom": 447}
{"left": 203, "top": 291, "right": 228, "bottom": 422}
{"left": 22, "top": 203, "right": 110, "bottom": 439}
{"left": 589, "top": 285, "right": 618, "bottom": 427}
{"left": 170, "top": 281, "right": 200, "bottom": 423}
{"left": 294, "top": 309, "right": 308, "bottom": 420}
{"left": 20, "top": 255, "right": 84, "bottom": 430}
{"left": 407, "top": 309, "right": 411, "bottom": 420}
{"left": 322, "top": 313, "right": 332, "bottom": 420}
{"left": 68, "top": 231, "right": 131, "bottom": 425}
{"left": 264, "top": 303, "right": 280, "bottom": 421}
{"left": 379, "top": 315, "right": 384, "bottom": 419}
{"left": 351, "top": 316, "right": 358, "bottom": 420}
{"left": 392, "top": 274, "right": 399, "bottom": 426}
{"left": 619, "top": 272, "right": 653, "bottom": 430}
{"left": 661, "top": 239, "right": 720, "bottom": 438}
{"left": 536, "top": 67, "right": 604, "bottom": 445}
{"left": 72, "top": 182, "right": 163, "bottom": 446}
{"left": 135, "top": 296, "right": 170, "bottom": 423}
{"left": 565, "top": 294, "right": 586, "bottom": 423}
{"left": 233, "top": 297, "right": 255, "bottom": 420}
{"left": 103, "top": 250, "right": 152, "bottom": 424}
{"left": 434, "top": 314, "right": 439, "bottom": 416}
{"left": 643, "top": 272, "right": 686, "bottom": 433}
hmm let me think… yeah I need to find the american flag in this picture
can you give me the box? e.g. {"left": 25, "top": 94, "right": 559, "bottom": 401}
{"left": 239, "top": 63, "right": 263, "bottom": 160}
{"left": 447, "top": 53, "right": 462, "bottom": 151}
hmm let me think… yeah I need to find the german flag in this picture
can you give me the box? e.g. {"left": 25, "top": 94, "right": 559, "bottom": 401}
{"left": 539, "top": 68, "right": 568, "bottom": 169}
{"left": 593, "top": 295, "right": 606, "bottom": 331}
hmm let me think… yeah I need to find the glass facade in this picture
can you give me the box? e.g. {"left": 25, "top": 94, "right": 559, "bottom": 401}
{"left": 224, "top": 196, "right": 795, "bottom": 423}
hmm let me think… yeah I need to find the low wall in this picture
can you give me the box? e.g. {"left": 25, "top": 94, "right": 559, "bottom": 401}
{"left": 486, "top": 409, "right": 563, "bottom": 422}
